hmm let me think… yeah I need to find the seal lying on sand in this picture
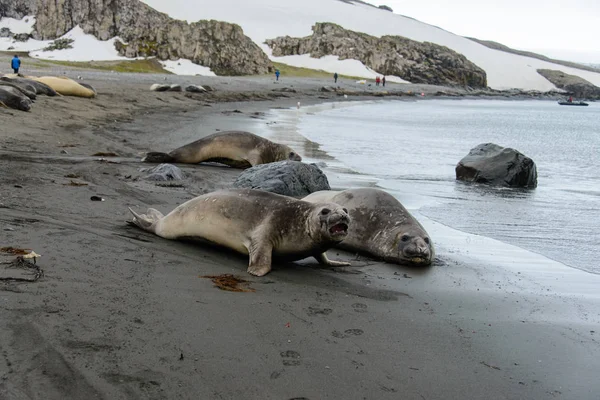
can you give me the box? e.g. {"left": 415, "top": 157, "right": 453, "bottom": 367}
{"left": 303, "top": 188, "right": 434, "bottom": 266}
{"left": 0, "top": 86, "right": 32, "bottom": 111}
{"left": 1, "top": 76, "right": 58, "bottom": 96}
{"left": 30, "top": 76, "right": 96, "bottom": 98}
{"left": 0, "top": 80, "right": 36, "bottom": 100}
{"left": 128, "top": 189, "right": 351, "bottom": 276}
{"left": 142, "top": 131, "right": 302, "bottom": 169}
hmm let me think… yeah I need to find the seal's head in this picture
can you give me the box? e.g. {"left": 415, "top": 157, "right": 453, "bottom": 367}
{"left": 19, "top": 99, "right": 31, "bottom": 112}
{"left": 312, "top": 203, "right": 351, "bottom": 243}
{"left": 287, "top": 150, "right": 302, "bottom": 162}
{"left": 395, "top": 231, "right": 433, "bottom": 266}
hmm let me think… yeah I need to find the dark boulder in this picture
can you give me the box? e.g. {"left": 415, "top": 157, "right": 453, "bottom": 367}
{"left": 455, "top": 143, "right": 537, "bottom": 188}
{"left": 233, "top": 161, "right": 330, "bottom": 197}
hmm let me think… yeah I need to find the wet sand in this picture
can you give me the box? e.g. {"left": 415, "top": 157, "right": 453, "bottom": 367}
{"left": 1, "top": 62, "right": 599, "bottom": 399}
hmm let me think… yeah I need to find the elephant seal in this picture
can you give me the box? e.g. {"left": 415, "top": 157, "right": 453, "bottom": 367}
{"left": 0, "top": 86, "right": 32, "bottom": 111}
{"left": 142, "top": 130, "right": 302, "bottom": 169}
{"left": 128, "top": 188, "right": 351, "bottom": 276}
{"left": 30, "top": 76, "right": 95, "bottom": 98}
{"left": 1, "top": 76, "right": 58, "bottom": 96}
{"left": 0, "top": 80, "right": 36, "bottom": 100}
{"left": 303, "top": 188, "right": 434, "bottom": 266}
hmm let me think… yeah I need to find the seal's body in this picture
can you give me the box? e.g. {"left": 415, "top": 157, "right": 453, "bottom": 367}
{"left": 142, "top": 131, "right": 302, "bottom": 169}
{"left": 31, "top": 76, "right": 95, "bottom": 98}
{"left": 0, "top": 86, "right": 32, "bottom": 111}
{"left": 1, "top": 76, "right": 58, "bottom": 96}
{"left": 128, "top": 189, "right": 351, "bottom": 276}
{"left": 0, "top": 80, "right": 36, "bottom": 100}
{"left": 303, "top": 188, "right": 434, "bottom": 266}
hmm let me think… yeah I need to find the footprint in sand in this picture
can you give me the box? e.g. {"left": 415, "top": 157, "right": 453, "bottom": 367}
{"left": 280, "top": 350, "right": 301, "bottom": 366}
{"left": 332, "top": 329, "right": 364, "bottom": 338}
{"left": 352, "top": 303, "right": 368, "bottom": 313}
{"left": 307, "top": 306, "right": 333, "bottom": 316}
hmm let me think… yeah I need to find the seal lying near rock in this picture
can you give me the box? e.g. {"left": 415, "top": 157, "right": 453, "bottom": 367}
{"left": 30, "top": 76, "right": 96, "bottom": 98}
{"left": 1, "top": 76, "right": 58, "bottom": 96}
{"left": 0, "top": 86, "right": 32, "bottom": 111}
{"left": 303, "top": 188, "right": 434, "bottom": 266}
{"left": 128, "top": 189, "right": 351, "bottom": 276}
{"left": 142, "top": 130, "right": 302, "bottom": 168}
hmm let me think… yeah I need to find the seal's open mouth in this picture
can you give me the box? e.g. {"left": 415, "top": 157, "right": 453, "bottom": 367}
{"left": 329, "top": 223, "right": 348, "bottom": 235}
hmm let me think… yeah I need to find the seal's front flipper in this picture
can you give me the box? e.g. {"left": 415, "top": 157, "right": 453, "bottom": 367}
{"left": 141, "top": 152, "right": 175, "bottom": 163}
{"left": 314, "top": 252, "right": 351, "bottom": 267}
{"left": 247, "top": 240, "right": 273, "bottom": 277}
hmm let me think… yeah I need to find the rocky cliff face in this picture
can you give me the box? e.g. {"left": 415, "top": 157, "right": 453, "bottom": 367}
{"left": 2, "top": 0, "right": 272, "bottom": 76}
{"left": 537, "top": 69, "right": 600, "bottom": 99}
{"left": 0, "top": 0, "right": 36, "bottom": 19}
{"left": 266, "top": 22, "right": 487, "bottom": 88}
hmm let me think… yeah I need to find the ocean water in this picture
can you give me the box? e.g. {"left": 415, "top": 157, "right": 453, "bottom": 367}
{"left": 262, "top": 99, "right": 600, "bottom": 274}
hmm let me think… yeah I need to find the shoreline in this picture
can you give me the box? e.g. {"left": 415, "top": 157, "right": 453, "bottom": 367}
{"left": 2, "top": 66, "right": 600, "bottom": 399}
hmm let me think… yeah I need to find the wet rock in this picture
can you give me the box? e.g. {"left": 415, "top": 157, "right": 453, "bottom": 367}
{"left": 185, "top": 84, "right": 206, "bottom": 93}
{"left": 144, "top": 164, "right": 185, "bottom": 181}
{"left": 150, "top": 83, "right": 170, "bottom": 92}
{"left": 233, "top": 161, "right": 330, "bottom": 197}
{"left": 455, "top": 143, "right": 537, "bottom": 188}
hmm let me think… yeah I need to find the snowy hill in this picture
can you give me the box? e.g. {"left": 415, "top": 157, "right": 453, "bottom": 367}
{"left": 2, "top": 0, "right": 600, "bottom": 91}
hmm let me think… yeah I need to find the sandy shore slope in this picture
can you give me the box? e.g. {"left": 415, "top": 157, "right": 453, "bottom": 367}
{"left": 1, "top": 61, "right": 599, "bottom": 399}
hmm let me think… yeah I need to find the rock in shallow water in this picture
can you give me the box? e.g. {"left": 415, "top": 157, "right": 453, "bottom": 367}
{"left": 233, "top": 161, "right": 330, "bottom": 197}
{"left": 455, "top": 143, "right": 537, "bottom": 188}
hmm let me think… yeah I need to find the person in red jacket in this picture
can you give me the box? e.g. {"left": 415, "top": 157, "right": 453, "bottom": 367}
{"left": 375, "top": 76, "right": 381, "bottom": 86}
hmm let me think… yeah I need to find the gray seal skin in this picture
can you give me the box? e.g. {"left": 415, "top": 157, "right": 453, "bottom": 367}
{"left": 303, "top": 188, "right": 434, "bottom": 266}
{"left": 0, "top": 86, "right": 32, "bottom": 111}
{"left": 128, "top": 188, "right": 351, "bottom": 276}
{"left": 0, "top": 80, "right": 36, "bottom": 100}
{"left": 142, "top": 130, "right": 302, "bottom": 169}
{"left": 0, "top": 77, "right": 58, "bottom": 96}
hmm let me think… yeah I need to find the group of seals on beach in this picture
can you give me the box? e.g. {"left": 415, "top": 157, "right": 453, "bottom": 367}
{"left": 0, "top": 73, "right": 95, "bottom": 112}
{"left": 131, "top": 130, "right": 434, "bottom": 276}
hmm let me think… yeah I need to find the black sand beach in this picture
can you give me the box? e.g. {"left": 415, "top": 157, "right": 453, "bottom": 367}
{"left": 1, "top": 57, "right": 599, "bottom": 399}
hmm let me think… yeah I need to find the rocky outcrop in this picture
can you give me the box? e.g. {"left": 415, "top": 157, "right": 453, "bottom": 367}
{"left": 16, "top": 0, "right": 271, "bottom": 76}
{"left": 0, "top": 0, "right": 36, "bottom": 19}
{"left": 537, "top": 69, "right": 600, "bottom": 99}
{"left": 233, "top": 161, "right": 331, "bottom": 198}
{"left": 265, "top": 22, "right": 487, "bottom": 88}
{"left": 456, "top": 143, "right": 537, "bottom": 188}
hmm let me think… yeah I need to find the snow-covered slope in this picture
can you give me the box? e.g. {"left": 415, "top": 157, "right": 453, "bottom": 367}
{"left": 3, "top": 1, "right": 600, "bottom": 90}
{"left": 138, "top": 0, "right": 600, "bottom": 90}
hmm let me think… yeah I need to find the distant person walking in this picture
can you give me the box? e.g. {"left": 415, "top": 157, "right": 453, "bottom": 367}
{"left": 382, "top": 76, "right": 386, "bottom": 87}
{"left": 275, "top": 69, "right": 280, "bottom": 81}
{"left": 11, "top": 55, "right": 21, "bottom": 74}
{"left": 334, "top": 72, "right": 338, "bottom": 83}
{"left": 375, "top": 76, "right": 381, "bottom": 86}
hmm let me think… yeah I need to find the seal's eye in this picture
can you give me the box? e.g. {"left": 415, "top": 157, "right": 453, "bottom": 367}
{"left": 320, "top": 208, "right": 331, "bottom": 215}
{"left": 424, "top": 237, "right": 430, "bottom": 244}
{"left": 401, "top": 235, "right": 410, "bottom": 242}
{"left": 289, "top": 152, "right": 295, "bottom": 158}
{"left": 342, "top": 208, "right": 348, "bottom": 214}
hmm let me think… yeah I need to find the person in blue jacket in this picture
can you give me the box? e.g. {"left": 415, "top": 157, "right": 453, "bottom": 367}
{"left": 275, "top": 69, "right": 280, "bottom": 81}
{"left": 11, "top": 55, "right": 21, "bottom": 74}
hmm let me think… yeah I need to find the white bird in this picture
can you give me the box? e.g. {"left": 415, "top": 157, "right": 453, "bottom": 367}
{"left": 297, "top": 101, "right": 301, "bottom": 109}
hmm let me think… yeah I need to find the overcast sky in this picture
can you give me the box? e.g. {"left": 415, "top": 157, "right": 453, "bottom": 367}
{"left": 368, "top": 0, "right": 600, "bottom": 63}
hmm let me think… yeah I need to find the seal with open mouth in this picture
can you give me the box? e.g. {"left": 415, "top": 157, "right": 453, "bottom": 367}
{"left": 128, "top": 189, "right": 351, "bottom": 276}
{"left": 303, "top": 188, "right": 434, "bottom": 266}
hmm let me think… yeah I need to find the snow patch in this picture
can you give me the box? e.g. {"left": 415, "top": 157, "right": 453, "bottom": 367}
{"left": 0, "top": 16, "right": 36, "bottom": 34}
{"left": 140, "top": 0, "right": 600, "bottom": 90}
{"left": 160, "top": 59, "right": 216, "bottom": 76}
{"left": 29, "top": 26, "right": 129, "bottom": 62}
